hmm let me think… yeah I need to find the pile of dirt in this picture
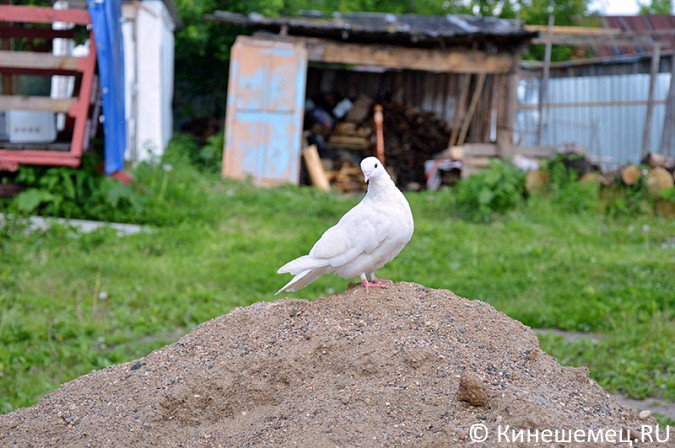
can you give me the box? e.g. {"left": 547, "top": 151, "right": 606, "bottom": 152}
{"left": 0, "top": 283, "right": 660, "bottom": 447}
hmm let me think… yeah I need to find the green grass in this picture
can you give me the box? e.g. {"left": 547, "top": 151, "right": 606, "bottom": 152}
{"left": 1, "top": 145, "right": 673, "bottom": 420}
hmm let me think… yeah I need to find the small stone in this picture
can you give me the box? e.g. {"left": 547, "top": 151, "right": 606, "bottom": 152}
{"left": 638, "top": 410, "right": 651, "bottom": 420}
{"left": 130, "top": 361, "right": 143, "bottom": 371}
{"left": 457, "top": 373, "right": 490, "bottom": 406}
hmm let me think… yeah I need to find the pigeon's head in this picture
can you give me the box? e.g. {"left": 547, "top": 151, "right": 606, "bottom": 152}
{"left": 361, "top": 157, "right": 386, "bottom": 184}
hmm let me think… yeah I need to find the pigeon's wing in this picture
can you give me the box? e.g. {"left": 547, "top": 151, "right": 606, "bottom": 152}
{"left": 276, "top": 255, "right": 328, "bottom": 275}
{"left": 309, "top": 202, "right": 392, "bottom": 268}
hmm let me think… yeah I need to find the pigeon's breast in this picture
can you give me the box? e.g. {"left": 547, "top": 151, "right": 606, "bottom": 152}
{"left": 334, "top": 195, "right": 413, "bottom": 279}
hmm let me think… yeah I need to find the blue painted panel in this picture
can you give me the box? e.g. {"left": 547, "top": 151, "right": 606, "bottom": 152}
{"left": 88, "top": 0, "right": 126, "bottom": 175}
{"left": 223, "top": 36, "right": 307, "bottom": 185}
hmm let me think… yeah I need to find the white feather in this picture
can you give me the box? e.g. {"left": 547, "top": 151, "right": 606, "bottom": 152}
{"left": 275, "top": 157, "right": 414, "bottom": 295}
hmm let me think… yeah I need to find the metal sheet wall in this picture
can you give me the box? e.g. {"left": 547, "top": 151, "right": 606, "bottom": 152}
{"left": 516, "top": 73, "right": 671, "bottom": 167}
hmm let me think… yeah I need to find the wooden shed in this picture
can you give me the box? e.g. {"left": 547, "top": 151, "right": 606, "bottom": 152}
{"left": 210, "top": 11, "right": 537, "bottom": 188}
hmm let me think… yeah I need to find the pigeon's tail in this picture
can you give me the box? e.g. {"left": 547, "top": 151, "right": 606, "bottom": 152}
{"left": 275, "top": 267, "right": 328, "bottom": 295}
{"left": 277, "top": 255, "right": 327, "bottom": 276}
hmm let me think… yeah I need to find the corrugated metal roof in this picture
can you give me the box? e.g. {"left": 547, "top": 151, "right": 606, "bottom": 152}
{"left": 599, "top": 15, "right": 675, "bottom": 57}
{"left": 208, "top": 11, "right": 537, "bottom": 48}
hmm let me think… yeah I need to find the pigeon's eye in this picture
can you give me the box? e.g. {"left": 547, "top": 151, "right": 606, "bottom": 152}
{"left": 374, "top": 163, "right": 378, "bottom": 168}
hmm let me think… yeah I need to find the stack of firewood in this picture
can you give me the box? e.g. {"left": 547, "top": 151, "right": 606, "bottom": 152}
{"left": 321, "top": 100, "right": 451, "bottom": 191}
{"left": 380, "top": 101, "right": 451, "bottom": 189}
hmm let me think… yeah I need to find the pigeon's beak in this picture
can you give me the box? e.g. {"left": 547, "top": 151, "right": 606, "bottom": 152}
{"left": 364, "top": 172, "right": 371, "bottom": 183}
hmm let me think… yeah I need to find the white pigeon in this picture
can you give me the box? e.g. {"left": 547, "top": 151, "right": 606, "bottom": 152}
{"left": 276, "top": 156, "right": 414, "bottom": 295}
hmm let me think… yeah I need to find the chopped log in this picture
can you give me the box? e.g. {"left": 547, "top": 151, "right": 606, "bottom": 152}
{"left": 333, "top": 122, "right": 357, "bottom": 134}
{"left": 302, "top": 145, "right": 331, "bottom": 192}
{"left": 641, "top": 152, "right": 667, "bottom": 169}
{"left": 327, "top": 135, "right": 371, "bottom": 149}
{"left": 333, "top": 163, "right": 367, "bottom": 193}
{"left": 526, "top": 169, "right": 549, "bottom": 194}
{"left": 580, "top": 171, "right": 611, "bottom": 187}
{"left": 646, "top": 167, "right": 674, "bottom": 196}
{"left": 380, "top": 100, "right": 451, "bottom": 187}
{"left": 620, "top": 165, "right": 641, "bottom": 186}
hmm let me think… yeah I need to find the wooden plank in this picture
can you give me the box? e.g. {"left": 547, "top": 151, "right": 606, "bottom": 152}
{"left": 532, "top": 35, "right": 653, "bottom": 46}
{"left": 526, "top": 24, "right": 675, "bottom": 38}
{"left": 659, "top": 50, "right": 675, "bottom": 155}
{"left": 302, "top": 145, "right": 331, "bottom": 192}
{"left": 524, "top": 24, "right": 618, "bottom": 35}
{"left": 0, "top": 5, "right": 91, "bottom": 25}
{"left": 518, "top": 99, "right": 668, "bottom": 109}
{"left": 463, "top": 143, "right": 498, "bottom": 157}
{"left": 0, "top": 50, "right": 80, "bottom": 72}
{"left": 0, "top": 149, "right": 81, "bottom": 171}
{"left": 449, "top": 74, "right": 471, "bottom": 147}
{"left": 278, "top": 35, "right": 517, "bottom": 74}
{"left": 642, "top": 43, "right": 661, "bottom": 158}
{"left": 498, "top": 69, "right": 518, "bottom": 158}
{"left": 457, "top": 72, "right": 486, "bottom": 146}
{"left": 514, "top": 145, "right": 555, "bottom": 158}
{"left": 537, "top": 14, "right": 554, "bottom": 146}
{"left": 0, "top": 95, "right": 74, "bottom": 113}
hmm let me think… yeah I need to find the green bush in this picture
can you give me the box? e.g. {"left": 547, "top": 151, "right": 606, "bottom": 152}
{"left": 544, "top": 154, "right": 598, "bottom": 214}
{"left": 7, "top": 154, "right": 145, "bottom": 222}
{"left": 455, "top": 159, "right": 526, "bottom": 222}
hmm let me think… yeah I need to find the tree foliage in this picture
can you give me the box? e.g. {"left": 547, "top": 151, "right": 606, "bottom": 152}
{"left": 639, "top": 0, "right": 673, "bottom": 14}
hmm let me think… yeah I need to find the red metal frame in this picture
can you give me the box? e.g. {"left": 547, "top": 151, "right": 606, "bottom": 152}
{"left": 0, "top": 5, "right": 97, "bottom": 171}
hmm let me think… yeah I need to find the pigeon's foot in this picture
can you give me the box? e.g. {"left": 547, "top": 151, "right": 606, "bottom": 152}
{"left": 371, "top": 278, "right": 393, "bottom": 286}
{"left": 369, "top": 274, "right": 393, "bottom": 287}
{"left": 361, "top": 279, "right": 388, "bottom": 293}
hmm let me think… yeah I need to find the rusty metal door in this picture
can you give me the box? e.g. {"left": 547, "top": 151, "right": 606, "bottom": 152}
{"left": 223, "top": 36, "right": 307, "bottom": 186}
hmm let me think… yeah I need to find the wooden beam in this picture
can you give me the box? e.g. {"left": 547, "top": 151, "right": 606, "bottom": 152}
{"left": 537, "top": 14, "right": 554, "bottom": 146}
{"left": 642, "top": 43, "right": 661, "bottom": 158}
{"left": 526, "top": 23, "right": 675, "bottom": 38}
{"left": 0, "top": 5, "right": 91, "bottom": 25}
{"left": 498, "top": 68, "right": 519, "bottom": 158}
{"left": 518, "top": 99, "right": 668, "bottom": 109}
{"left": 532, "top": 35, "right": 654, "bottom": 46}
{"left": 659, "top": 53, "right": 675, "bottom": 156}
{"left": 300, "top": 37, "right": 516, "bottom": 74}
{"left": 0, "top": 95, "right": 74, "bottom": 113}
{"left": 0, "top": 50, "right": 80, "bottom": 72}
{"left": 458, "top": 72, "right": 486, "bottom": 146}
{"left": 524, "top": 24, "right": 617, "bottom": 35}
{"left": 449, "top": 74, "right": 471, "bottom": 147}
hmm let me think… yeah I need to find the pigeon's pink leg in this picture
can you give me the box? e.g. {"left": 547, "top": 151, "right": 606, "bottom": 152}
{"left": 360, "top": 273, "right": 386, "bottom": 293}
{"left": 370, "top": 273, "right": 393, "bottom": 286}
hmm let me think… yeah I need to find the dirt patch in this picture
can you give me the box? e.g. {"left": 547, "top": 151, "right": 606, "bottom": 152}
{"left": 0, "top": 283, "right": 663, "bottom": 447}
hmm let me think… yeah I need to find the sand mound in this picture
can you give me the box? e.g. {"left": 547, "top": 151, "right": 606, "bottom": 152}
{"left": 0, "top": 283, "right": 660, "bottom": 447}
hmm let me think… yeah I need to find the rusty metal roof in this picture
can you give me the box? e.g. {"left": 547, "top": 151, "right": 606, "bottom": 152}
{"left": 208, "top": 11, "right": 537, "bottom": 48}
{"left": 599, "top": 15, "right": 675, "bottom": 56}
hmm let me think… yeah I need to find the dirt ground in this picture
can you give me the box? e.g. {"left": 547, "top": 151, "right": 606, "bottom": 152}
{"left": 0, "top": 283, "right": 665, "bottom": 447}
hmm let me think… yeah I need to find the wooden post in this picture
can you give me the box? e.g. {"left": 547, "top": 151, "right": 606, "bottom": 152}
{"left": 537, "top": 14, "right": 554, "bottom": 146}
{"left": 458, "top": 72, "right": 486, "bottom": 146}
{"left": 659, "top": 52, "right": 675, "bottom": 157}
{"left": 449, "top": 73, "right": 471, "bottom": 147}
{"left": 642, "top": 42, "right": 661, "bottom": 158}
{"left": 374, "top": 104, "right": 385, "bottom": 164}
{"left": 497, "top": 53, "right": 519, "bottom": 159}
